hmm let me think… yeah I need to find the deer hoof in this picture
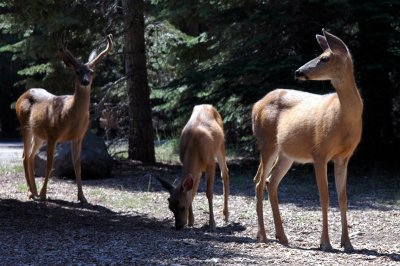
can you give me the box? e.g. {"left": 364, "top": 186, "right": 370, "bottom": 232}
{"left": 208, "top": 223, "right": 216, "bottom": 232}
{"left": 277, "top": 234, "right": 288, "bottom": 245}
{"left": 28, "top": 193, "right": 39, "bottom": 200}
{"left": 320, "top": 242, "right": 333, "bottom": 252}
{"left": 223, "top": 210, "right": 229, "bottom": 222}
{"left": 257, "top": 231, "right": 268, "bottom": 243}
{"left": 78, "top": 195, "right": 88, "bottom": 204}
{"left": 342, "top": 241, "right": 354, "bottom": 252}
{"left": 38, "top": 193, "right": 47, "bottom": 201}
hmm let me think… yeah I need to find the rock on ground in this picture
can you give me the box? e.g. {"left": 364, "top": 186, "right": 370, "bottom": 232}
{"left": 34, "top": 131, "right": 113, "bottom": 179}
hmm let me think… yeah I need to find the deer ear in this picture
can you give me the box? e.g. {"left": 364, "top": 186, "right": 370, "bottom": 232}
{"left": 316, "top": 34, "right": 329, "bottom": 51}
{"left": 88, "top": 50, "right": 97, "bottom": 64}
{"left": 60, "top": 56, "right": 74, "bottom": 69}
{"left": 181, "top": 175, "right": 194, "bottom": 192}
{"left": 156, "top": 176, "right": 174, "bottom": 192}
{"left": 323, "top": 29, "right": 349, "bottom": 58}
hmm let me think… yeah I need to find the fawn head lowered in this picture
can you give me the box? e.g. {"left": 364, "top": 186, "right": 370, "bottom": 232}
{"left": 295, "top": 29, "right": 351, "bottom": 82}
{"left": 59, "top": 32, "right": 113, "bottom": 87}
{"left": 157, "top": 175, "right": 194, "bottom": 229}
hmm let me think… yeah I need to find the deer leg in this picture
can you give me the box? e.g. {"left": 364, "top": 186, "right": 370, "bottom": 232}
{"left": 205, "top": 163, "right": 216, "bottom": 230}
{"left": 253, "top": 157, "right": 263, "bottom": 184}
{"left": 21, "top": 131, "right": 35, "bottom": 197}
{"left": 266, "top": 154, "right": 293, "bottom": 245}
{"left": 39, "top": 139, "right": 56, "bottom": 201}
{"left": 255, "top": 147, "right": 278, "bottom": 243}
{"left": 334, "top": 157, "right": 353, "bottom": 252}
{"left": 188, "top": 204, "right": 194, "bottom": 227}
{"left": 71, "top": 139, "right": 87, "bottom": 203}
{"left": 26, "top": 136, "right": 44, "bottom": 199}
{"left": 22, "top": 142, "right": 31, "bottom": 194}
{"left": 22, "top": 150, "right": 31, "bottom": 194}
{"left": 313, "top": 158, "right": 332, "bottom": 251}
{"left": 187, "top": 173, "right": 201, "bottom": 227}
{"left": 217, "top": 146, "right": 229, "bottom": 223}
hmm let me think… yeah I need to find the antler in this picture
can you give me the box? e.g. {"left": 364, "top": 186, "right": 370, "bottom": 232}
{"left": 59, "top": 31, "right": 80, "bottom": 68}
{"left": 87, "top": 34, "right": 113, "bottom": 68}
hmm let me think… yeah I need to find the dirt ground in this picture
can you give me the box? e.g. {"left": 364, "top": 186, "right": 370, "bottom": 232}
{"left": 0, "top": 160, "right": 399, "bottom": 265}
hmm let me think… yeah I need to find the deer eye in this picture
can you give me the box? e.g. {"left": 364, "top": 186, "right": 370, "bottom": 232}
{"left": 320, "top": 56, "right": 330, "bottom": 63}
{"left": 75, "top": 70, "right": 81, "bottom": 75}
{"left": 180, "top": 206, "right": 185, "bottom": 212}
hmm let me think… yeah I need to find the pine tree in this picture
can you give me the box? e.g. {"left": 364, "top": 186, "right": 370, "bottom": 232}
{"left": 123, "top": 0, "right": 156, "bottom": 163}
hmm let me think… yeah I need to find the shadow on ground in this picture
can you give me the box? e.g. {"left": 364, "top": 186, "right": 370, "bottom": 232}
{"left": 292, "top": 245, "right": 400, "bottom": 262}
{"left": 0, "top": 198, "right": 260, "bottom": 264}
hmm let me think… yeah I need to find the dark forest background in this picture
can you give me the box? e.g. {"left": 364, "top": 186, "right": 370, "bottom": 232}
{"left": 0, "top": 0, "right": 399, "bottom": 165}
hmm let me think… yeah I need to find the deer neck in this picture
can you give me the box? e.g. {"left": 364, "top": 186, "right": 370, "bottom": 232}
{"left": 331, "top": 60, "right": 363, "bottom": 123}
{"left": 71, "top": 81, "right": 91, "bottom": 115}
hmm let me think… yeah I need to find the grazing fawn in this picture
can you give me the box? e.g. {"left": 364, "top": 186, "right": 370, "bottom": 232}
{"left": 252, "top": 29, "right": 362, "bottom": 251}
{"left": 157, "top": 104, "right": 230, "bottom": 230}
{"left": 16, "top": 33, "right": 113, "bottom": 203}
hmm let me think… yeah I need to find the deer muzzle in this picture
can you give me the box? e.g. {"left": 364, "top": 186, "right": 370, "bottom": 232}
{"left": 295, "top": 69, "right": 308, "bottom": 80}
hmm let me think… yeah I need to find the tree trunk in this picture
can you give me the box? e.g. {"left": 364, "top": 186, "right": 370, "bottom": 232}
{"left": 122, "top": 0, "right": 155, "bottom": 163}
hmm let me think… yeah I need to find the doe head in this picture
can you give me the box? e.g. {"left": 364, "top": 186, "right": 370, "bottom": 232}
{"left": 59, "top": 32, "right": 113, "bottom": 87}
{"left": 156, "top": 175, "right": 194, "bottom": 230}
{"left": 295, "top": 29, "right": 351, "bottom": 82}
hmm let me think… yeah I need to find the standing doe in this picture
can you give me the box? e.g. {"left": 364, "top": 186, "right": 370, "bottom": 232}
{"left": 252, "top": 29, "right": 362, "bottom": 251}
{"left": 157, "top": 104, "right": 230, "bottom": 230}
{"left": 16, "top": 33, "right": 113, "bottom": 203}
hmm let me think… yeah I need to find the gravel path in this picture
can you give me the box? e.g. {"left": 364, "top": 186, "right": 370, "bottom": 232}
{"left": 0, "top": 142, "right": 22, "bottom": 168}
{"left": 0, "top": 160, "right": 399, "bottom": 265}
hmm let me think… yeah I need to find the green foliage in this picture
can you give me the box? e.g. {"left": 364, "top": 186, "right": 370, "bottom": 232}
{"left": 0, "top": 0, "right": 399, "bottom": 162}
{"left": 150, "top": 0, "right": 331, "bottom": 153}
{"left": 154, "top": 139, "right": 180, "bottom": 163}
{"left": 0, "top": 0, "right": 123, "bottom": 93}
{"left": 149, "top": 0, "right": 400, "bottom": 159}
{"left": 17, "top": 63, "right": 53, "bottom": 76}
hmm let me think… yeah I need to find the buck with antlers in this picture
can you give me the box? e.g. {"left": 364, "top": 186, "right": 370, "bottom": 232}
{"left": 157, "top": 104, "right": 230, "bottom": 230}
{"left": 16, "top": 33, "right": 113, "bottom": 203}
{"left": 252, "top": 29, "right": 362, "bottom": 251}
